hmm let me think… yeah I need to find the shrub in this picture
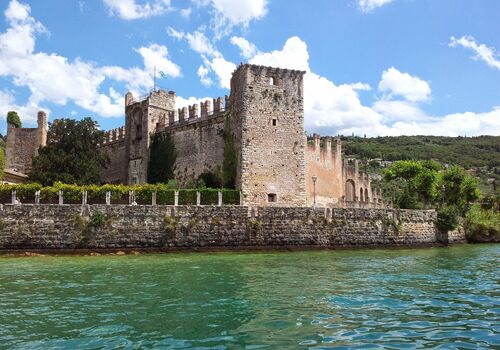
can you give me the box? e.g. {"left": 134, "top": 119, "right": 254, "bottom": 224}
{"left": 435, "top": 206, "right": 460, "bottom": 232}
{"left": 88, "top": 211, "right": 106, "bottom": 228}
{"left": 464, "top": 204, "right": 500, "bottom": 242}
{"left": 222, "top": 189, "right": 240, "bottom": 205}
{"left": 200, "top": 189, "right": 219, "bottom": 205}
{"left": 179, "top": 189, "right": 197, "bottom": 205}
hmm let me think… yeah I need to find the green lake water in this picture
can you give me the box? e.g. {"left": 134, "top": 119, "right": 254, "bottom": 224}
{"left": 0, "top": 245, "right": 499, "bottom": 349}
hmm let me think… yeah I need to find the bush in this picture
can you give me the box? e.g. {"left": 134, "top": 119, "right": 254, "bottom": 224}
{"left": 222, "top": 189, "right": 240, "bottom": 205}
{"left": 156, "top": 189, "right": 175, "bottom": 205}
{"left": 464, "top": 204, "right": 500, "bottom": 242}
{"left": 436, "top": 206, "right": 460, "bottom": 232}
{"left": 179, "top": 189, "right": 197, "bottom": 205}
{"left": 200, "top": 189, "right": 219, "bottom": 205}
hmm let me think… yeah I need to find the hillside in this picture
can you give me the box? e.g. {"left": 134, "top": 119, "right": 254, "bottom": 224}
{"left": 339, "top": 135, "right": 500, "bottom": 195}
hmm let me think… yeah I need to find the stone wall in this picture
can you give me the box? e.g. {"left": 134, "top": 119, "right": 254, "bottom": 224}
{"left": 0, "top": 205, "right": 465, "bottom": 250}
{"left": 305, "top": 135, "right": 343, "bottom": 206}
{"left": 4, "top": 111, "right": 47, "bottom": 176}
{"left": 230, "top": 64, "right": 307, "bottom": 207}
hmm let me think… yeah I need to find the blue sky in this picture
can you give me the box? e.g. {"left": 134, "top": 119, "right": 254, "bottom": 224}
{"left": 0, "top": 0, "right": 499, "bottom": 136}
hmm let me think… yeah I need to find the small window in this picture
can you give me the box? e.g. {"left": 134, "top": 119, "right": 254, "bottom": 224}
{"left": 269, "top": 77, "right": 275, "bottom": 85}
{"left": 272, "top": 118, "right": 277, "bottom": 126}
{"left": 268, "top": 193, "right": 277, "bottom": 202}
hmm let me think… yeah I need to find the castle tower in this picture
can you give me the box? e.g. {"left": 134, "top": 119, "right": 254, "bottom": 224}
{"left": 124, "top": 90, "right": 176, "bottom": 184}
{"left": 230, "top": 64, "right": 307, "bottom": 206}
{"left": 37, "top": 111, "right": 47, "bottom": 149}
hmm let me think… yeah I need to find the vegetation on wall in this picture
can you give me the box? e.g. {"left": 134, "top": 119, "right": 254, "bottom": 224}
{"left": 0, "top": 182, "right": 241, "bottom": 206}
{"left": 6, "top": 111, "right": 22, "bottom": 128}
{"left": 147, "top": 132, "right": 176, "bottom": 184}
{"left": 464, "top": 204, "right": 500, "bottom": 242}
{"left": 222, "top": 114, "right": 237, "bottom": 189}
{"left": 29, "top": 118, "right": 109, "bottom": 186}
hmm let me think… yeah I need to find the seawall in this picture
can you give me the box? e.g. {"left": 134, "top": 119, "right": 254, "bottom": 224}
{"left": 0, "top": 205, "right": 465, "bottom": 251}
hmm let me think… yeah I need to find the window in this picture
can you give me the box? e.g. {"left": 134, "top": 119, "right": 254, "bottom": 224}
{"left": 135, "top": 124, "right": 142, "bottom": 140}
{"left": 272, "top": 118, "right": 277, "bottom": 126}
{"left": 268, "top": 193, "right": 277, "bottom": 202}
{"left": 269, "top": 76, "right": 275, "bottom": 85}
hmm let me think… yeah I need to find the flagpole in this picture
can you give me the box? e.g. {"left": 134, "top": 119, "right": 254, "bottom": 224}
{"left": 153, "top": 66, "right": 156, "bottom": 92}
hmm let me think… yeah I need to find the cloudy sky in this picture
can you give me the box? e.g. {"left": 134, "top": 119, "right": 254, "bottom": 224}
{"left": 0, "top": 0, "right": 499, "bottom": 136}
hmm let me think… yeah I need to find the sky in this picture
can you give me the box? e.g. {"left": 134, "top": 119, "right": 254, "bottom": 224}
{"left": 0, "top": 0, "right": 499, "bottom": 137}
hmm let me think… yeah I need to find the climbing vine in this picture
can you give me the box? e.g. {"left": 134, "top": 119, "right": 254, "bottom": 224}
{"left": 147, "top": 132, "right": 176, "bottom": 184}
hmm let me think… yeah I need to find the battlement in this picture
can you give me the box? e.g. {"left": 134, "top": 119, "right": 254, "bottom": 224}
{"left": 308, "top": 134, "right": 341, "bottom": 155}
{"left": 155, "top": 95, "right": 230, "bottom": 132}
{"left": 102, "top": 126, "right": 126, "bottom": 145}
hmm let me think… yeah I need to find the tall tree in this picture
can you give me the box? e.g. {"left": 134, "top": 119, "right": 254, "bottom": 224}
{"left": 147, "top": 132, "right": 176, "bottom": 184}
{"left": 29, "top": 118, "right": 108, "bottom": 186}
{"left": 6, "top": 111, "right": 22, "bottom": 128}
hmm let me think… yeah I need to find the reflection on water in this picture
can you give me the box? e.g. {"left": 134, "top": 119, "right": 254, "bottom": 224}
{"left": 0, "top": 244, "right": 498, "bottom": 349}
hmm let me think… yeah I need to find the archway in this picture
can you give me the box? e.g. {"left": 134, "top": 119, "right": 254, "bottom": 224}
{"left": 345, "top": 180, "right": 355, "bottom": 201}
{"left": 360, "top": 187, "right": 364, "bottom": 202}
{"left": 365, "top": 188, "right": 369, "bottom": 202}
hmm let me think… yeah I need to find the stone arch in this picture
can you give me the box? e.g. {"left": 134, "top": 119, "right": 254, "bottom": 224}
{"left": 345, "top": 180, "right": 356, "bottom": 201}
{"left": 365, "top": 188, "right": 369, "bottom": 202}
{"left": 360, "top": 187, "right": 364, "bottom": 202}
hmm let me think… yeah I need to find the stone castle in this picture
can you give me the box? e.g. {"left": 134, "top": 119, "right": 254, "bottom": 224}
{"left": 4, "top": 64, "right": 382, "bottom": 207}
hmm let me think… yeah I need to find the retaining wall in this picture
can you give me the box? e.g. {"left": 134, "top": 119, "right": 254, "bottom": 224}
{"left": 0, "top": 205, "right": 465, "bottom": 250}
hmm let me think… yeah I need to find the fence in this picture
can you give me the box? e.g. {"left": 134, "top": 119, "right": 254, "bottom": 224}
{"left": 1, "top": 188, "right": 242, "bottom": 206}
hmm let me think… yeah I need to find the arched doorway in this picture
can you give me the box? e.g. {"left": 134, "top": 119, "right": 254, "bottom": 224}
{"left": 345, "top": 180, "right": 355, "bottom": 201}
{"left": 365, "top": 188, "right": 369, "bottom": 202}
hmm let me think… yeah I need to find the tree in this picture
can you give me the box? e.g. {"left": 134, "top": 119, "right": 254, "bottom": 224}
{"left": 437, "top": 166, "right": 480, "bottom": 214}
{"left": 6, "top": 111, "right": 22, "bottom": 128}
{"left": 29, "top": 118, "right": 108, "bottom": 186}
{"left": 147, "top": 132, "right": 176, "bottom": 184}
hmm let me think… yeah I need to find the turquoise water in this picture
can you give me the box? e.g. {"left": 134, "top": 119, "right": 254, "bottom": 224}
{"left": 0, "top": 245, "right": 499, "bottom": 349}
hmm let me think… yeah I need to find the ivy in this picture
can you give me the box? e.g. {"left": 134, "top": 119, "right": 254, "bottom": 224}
{"left": 147, "top": 132, "right": 176, "bottom": 184}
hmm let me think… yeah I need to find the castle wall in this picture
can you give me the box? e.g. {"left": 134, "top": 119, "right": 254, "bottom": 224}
{"left": 230, "top": 64, "right": 307, "bottom": 207}
{"left": 100, "top": 127, "right": 126, "bottom": 183}
{"left": 4, "top": 111, "right": 47, "bottom": 176}
{"left": 305, "top": 135, "right": 344, "bottom": 206}
{"left": 0, "top": 205, "right": 463, "bottom": 250}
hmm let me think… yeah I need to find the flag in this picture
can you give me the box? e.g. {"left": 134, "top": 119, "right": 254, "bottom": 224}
{"left": 159, "top": 71, "right": 168, "bottom": 79}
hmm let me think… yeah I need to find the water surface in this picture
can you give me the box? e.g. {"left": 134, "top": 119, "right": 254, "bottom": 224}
{"left": 0, "top": 244, "right": 499, "bottom": 349}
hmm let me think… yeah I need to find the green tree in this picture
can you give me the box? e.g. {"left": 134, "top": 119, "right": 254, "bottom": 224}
{"left": 29, "top": 118, "right": 108, "bottom": 186}
{"left": 437, "top": 166, "right": 480, "bottom": 214}
{"left": 147, "top": 132, "right": 176, "bottom": 184}
{"left": 6, "top": 111, "right": 22, "bottom": 128}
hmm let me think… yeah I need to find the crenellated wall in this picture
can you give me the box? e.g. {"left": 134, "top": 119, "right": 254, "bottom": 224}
{"left": 305, "top": 134, "right": 343, "bottom": 206}
{"left": 0, "top": 205, "right": 465, "bottom": 250}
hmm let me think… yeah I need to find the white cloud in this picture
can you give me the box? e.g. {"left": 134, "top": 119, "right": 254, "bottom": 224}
{"left": 358, "top": 0, "right": 394, "bottom": 13}
{"left": 378, "top": 67, "right": 431, "bottom": 102}
{"left": 230, "top": 36, "right": 258, "bottom": 59}
{"left": 103, "top": 0, "right": 172, "bottom": 20}
{"left": 0, "top": 1, "right": 181, "bottom": 123}
{"left": 0, "top": 90, "right": 48, "bottom": 125}
{"left": 191, "top": 0, "right": 268, "bottom": 38}
{"left": 449, "top": 35, "right": 500, "bottom": 70}
{"left": 246, "top": 36, "right": 500, "bottom": 137}
{"left": 167, "top": 27, "right": 235, "bottom": 89}
{"left": 179, "top": 7, "right": 191, "bottom": 18}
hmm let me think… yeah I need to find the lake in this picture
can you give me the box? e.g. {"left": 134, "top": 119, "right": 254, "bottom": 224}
{"left": 0, "top": 244, "right": 498, "bottom": 349}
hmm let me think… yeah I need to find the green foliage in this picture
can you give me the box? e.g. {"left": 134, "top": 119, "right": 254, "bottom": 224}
{"left": 382, "top": 160, "right": 480, "bottom": 212}
{"left": 179, "top": 189, "right": 197, "bottom": 205}
{"left": 464, "top": 204, "right": 500, "bottom": 242}
{"left": 88, "top": 211, "right": 106, "bottom": 228}
{"left": 163, "top": 215, "right": 178, "bottom": 234}
{"left": 0, "top": 183, "right": 240, "bottom": 205}
{"left": 222, "top": 115, "right": 237, "bottom": 189}
{"left": 147, "top": 132, "right": 176, "bottom": 184}
{"left": 198, "top": 170, "right": 222, "bottom": 188}
{"left": 6, "top": 111, "right": 22, "bottom": 128}
{"left": 341, "top": 135, "right": 500, "bottom": 168}
{"left": 29, "top": 118, "right": 108, "bottom": 186}
{"left": 435, "top": 206, "right": 460, "bottom": 232}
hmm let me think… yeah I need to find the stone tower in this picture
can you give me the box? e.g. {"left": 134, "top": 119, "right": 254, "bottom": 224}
{"left": 124, "top": 90, "right": 176, "bottom": 184}
{"left": 230, "top": 64, "right": 307, "bottom": 206}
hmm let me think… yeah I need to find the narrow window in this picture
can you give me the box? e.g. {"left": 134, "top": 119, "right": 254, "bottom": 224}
{"left": 269, "top": 76, "right": 275, "bottom": 85}
{"left": 268, "top": 193, "right": 277, "bottom": 202}
{"left": 272, "top": 118, "right": 277, "bottom": 126}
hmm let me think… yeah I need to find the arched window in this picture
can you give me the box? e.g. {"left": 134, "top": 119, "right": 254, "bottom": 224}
{"left": 345, "top": 180, "right": 355, "bottom": 201}
{"left": 269, "top": 76, "right": 275, "bottom": 85}
{"left": 365, "top": 188, "right": 369, "bottom": 202}
{"left": 360, "top": 187, "right": 364, "bottom": 202}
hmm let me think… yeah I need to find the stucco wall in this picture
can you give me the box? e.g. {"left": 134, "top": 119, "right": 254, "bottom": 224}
{"left": 0, "top": 205, "right": 464, "bottom": 250}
